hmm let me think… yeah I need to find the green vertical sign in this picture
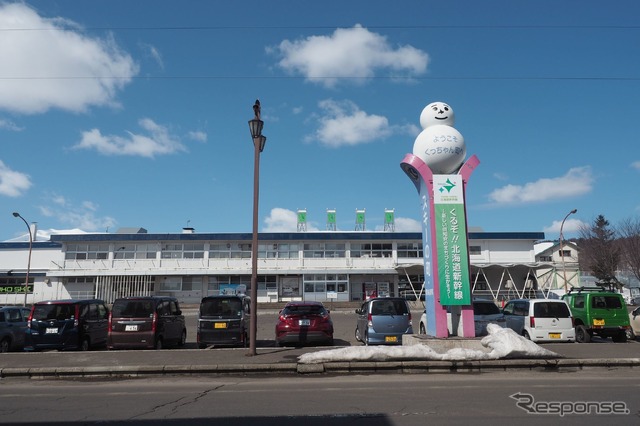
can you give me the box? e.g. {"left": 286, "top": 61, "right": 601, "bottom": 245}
{"left": 298, "top": 211, "right": 306, "bottom": 223}
{"left": 327, "top": 211, "right": 336, "bottom": 224}
{"left": 433, "top": 175, "right": 471, "bottom": 305}
{"left": 384, "top": 210, "right": 394, "bottom": 224}
{"left": 356, "top": 211, "right": 365, "bottom": 224}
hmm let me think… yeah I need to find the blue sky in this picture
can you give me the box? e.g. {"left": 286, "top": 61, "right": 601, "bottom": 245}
{"left": 2, "top": 1, "right": 639, "bottom": 242}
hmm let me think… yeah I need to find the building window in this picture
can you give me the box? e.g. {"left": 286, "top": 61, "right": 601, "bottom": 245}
{"left": 302, "top": 274, "right": 348, "bottom": 293}
{"left": 65, "top": 244, "right": 109, "bottom": 260}
{"left": 183, "top": 244, "right": 205, "bottom": 259}
{"left": 303, "top": 243, "right": 345, "bottom": 258}
{"left": 350, "top": 243, "right": 392, "bottom": 258}
{"left": 560, "top": 250, "right": 571, "bottom": 258}
{"left": 161, "top": 244, "right": 183, "bottom": 259}
{"left": 469, "top": 245, "right": 482, "bottom": 255}
{"left": 397, "top": 243, "right": 423, "bottom": 258}
{"left": 136, "top": 244, "right": 158, "bottom": 259}
{"left": 539, "top": 255, "right": 552, "bottom": 262}
{"left": 258, "top": 243, "right": 299, "bottom": 259}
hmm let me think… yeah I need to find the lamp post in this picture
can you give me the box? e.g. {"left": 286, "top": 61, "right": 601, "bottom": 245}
{"left": 247, "top": 99, "right": 266, "bottom": 356}
{"left": 560, "top": 209, "right": 577, "bottom": 293}
{"left": 12, "top": 212, "right": 33, "bottom": 307}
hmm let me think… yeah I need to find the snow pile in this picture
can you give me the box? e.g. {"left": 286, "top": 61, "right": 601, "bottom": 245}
{"left": 298, "top": 323, "right": 558, "bottom": 364}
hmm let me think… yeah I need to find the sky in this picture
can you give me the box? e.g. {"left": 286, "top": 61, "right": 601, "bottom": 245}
{"left": 2, "top": 1, "right": 639, "bottom": 242}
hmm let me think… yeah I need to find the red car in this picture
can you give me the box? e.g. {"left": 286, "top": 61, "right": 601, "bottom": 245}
{"left": 275, "top": 301, "right": 334, "bottom": 347}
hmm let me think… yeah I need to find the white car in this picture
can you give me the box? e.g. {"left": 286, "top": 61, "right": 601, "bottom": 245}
{"left": 628, "top": 306, "right": 640, "bottom": 340}
{"left": 502, "top": 299, "right": 575, "bottom": 343}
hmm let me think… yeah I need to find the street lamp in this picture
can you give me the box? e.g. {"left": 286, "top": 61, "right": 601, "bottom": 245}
{"left": 12, "top": 212, "right": 33, "bottom": 307}
{"left": 247, "top": 99, "right": 266, "bottom": 356}
{"left": 560, "top": 209, "right": 577, "bottom": 293}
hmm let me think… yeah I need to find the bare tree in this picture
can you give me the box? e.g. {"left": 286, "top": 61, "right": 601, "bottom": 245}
{"left": 578, "top": 215, "right": 622, "bottom": 288}
{"left": 617, "top": 217, "right": 640, "bottom": 283}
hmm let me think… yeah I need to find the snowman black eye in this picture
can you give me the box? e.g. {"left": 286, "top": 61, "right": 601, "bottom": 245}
{"left": 444, "top": 107, "right": 449, "bottom": 111}
{"left": 432, "top": 106, "right": 438, "bottom": 111}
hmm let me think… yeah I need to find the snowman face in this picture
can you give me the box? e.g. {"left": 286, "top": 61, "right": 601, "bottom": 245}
{"left": 420, "top": 102, "right": 455, "bottom": 128}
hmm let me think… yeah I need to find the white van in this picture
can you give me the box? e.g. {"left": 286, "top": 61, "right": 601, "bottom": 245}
{"left": 502, "top": 299, "right": 575, "bottom": 343}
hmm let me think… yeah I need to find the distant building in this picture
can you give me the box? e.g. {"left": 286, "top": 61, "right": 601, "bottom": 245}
{"left": 1, "top": 229, "right": 550, "bottom": 305}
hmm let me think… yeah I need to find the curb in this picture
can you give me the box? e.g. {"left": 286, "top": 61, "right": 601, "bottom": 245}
{"left": 2, "top": 358, "right": 640, "bottom": 379}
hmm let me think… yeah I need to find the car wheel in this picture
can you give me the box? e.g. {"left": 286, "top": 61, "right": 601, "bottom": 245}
{"left": 0, "top": 338, "right": 10, "bottom": 353}
{"left": 575, "top": 325, "right": 591, "bottom": 343}
{"left": 523, "top": 331, "right": 531, "bottom": 340}
{"left": 79, "top": 337, "right": 90, "bottom": 351}
{"left": 625, "top": 328, "right": 636, "bottom": 341}
{"left": 242, "top": 332, "right": 248, "bottom": 348}
{"left": 155, "top": 338, "right": 163, "bottom": 350}
{"left": 364, "top": 330, "right": 369, "bottom": 346}
{"left": 354, "top": 327, "right": 362, "bottom": 343}
{"left": 419, "top": 323, "right": 426, "bottom": 335}
{"left": 178, "top": 330, "right": 187, "bottom": 347}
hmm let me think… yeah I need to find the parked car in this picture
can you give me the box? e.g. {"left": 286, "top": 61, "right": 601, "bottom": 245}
{"left": 108, "top": 296, "right": 186, "bottom": 350}
{"left": 502, "top": 299, "right": 575, "bottom": 342}
{"left": 562, "top": 286, "right": 630, "bottom": 343}
{"left": 25, "top": 299, "right": 109, "bottom": 351}
{"left": 198, "top": 295, "right": 250, "bottom": 348}
{"left": 0, "top": 306, "right": 31, "bottom": 352}
{"left": 355, "top": 297, "right": 413, "bottom": 345}
{"left": 419, "top": 299, "right": 506, "bottom": 336}
{"left": 275, "top": 301, "right": 333, "bottom": 347}
{"left": 627, "top": 306, "right": 640, "bottom": 340}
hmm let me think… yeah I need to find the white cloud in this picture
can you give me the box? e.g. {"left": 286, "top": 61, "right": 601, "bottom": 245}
{"left": 188, "top": 131, "right": 207, "bottom": 143}
{"left": 271, "top": 25, "right": 428, "bottom": 88}
{"left": 0, "top": 118, "right": 23, "bottom": 131}
{"left": 0, "top": 3, "right": 138, "bottom": 114}
{"left": 38, "top": 195, "right": 116, "bottom": 232}
{"left": 74, "top": 118, "right": 188, "bottom": 158}
{"left": 263, "top": 208, "right": 320, "bottom": 232}
{"left": 488, "top": 167, "right": 593, "bottom": 205}
{"left": 0, "top": 160, "right": 32, "bottom": 197}
{"left": 394, "top": 217, "right": 422, "bottom": 232}
{"left": 309, "top": 99, "right": 392, "bottom": 147}
{"left": 543, "top": 218, "right": 586, "bottom": 235}
{"left": 139, "top": 42, "right": 164, "bottom": 69}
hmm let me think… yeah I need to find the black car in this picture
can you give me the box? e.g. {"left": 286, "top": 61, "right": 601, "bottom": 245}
{"left": 198, "top": 295, "right": 250, "bottom": 348}
{"left": 26, "top": 299, "right": 109, "bottom": 351}
{"left": 108, "top": 296, "right": 186, "bottom": 350}
{"left": 0, "top": 306, "right": 31, "bottom": 352}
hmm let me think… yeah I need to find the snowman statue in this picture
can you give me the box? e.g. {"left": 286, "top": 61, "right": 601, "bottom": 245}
{"left": 412, "top": 102, "right": 466, "bottom": 174}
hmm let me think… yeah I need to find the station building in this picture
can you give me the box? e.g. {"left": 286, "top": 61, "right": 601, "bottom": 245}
{"left": 1, "top": 227, "right": 573, "bottom": 306}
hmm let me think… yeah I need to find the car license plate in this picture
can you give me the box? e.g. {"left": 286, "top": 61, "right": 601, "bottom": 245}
{"left": 549, "top": 333, "right": 561, "bottom": 339}
{"left": 593, "top": 319, "right": 605, "bottom": 326}
{"left": 45, "top": 328, "right": 58, "bottom": 334}
{"left": 125, "top": 325, "right": 138, "bottom": 331}
{"left": 385, "top": 336, "right": 398, "bottom": 343}
{"left": 214, "top": 322, "right": 227, "bottom": 329}
{"left": 299, "top": 319, "right": 310, "bottom": 326}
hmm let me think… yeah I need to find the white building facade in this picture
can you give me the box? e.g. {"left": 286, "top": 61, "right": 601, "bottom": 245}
{"left": 1, "top": 229, "right": 550, "bottom": 306}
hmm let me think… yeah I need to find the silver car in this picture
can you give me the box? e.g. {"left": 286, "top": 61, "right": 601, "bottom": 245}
{"left": 355, "top": 297, "right": 413, "bottom": 345}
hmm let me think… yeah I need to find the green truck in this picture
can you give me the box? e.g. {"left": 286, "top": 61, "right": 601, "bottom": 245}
{"left": 562, "top": 286, "right": 631, "bottom": 343}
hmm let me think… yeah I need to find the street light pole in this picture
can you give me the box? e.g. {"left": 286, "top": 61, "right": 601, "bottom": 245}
{"left": 560, "top": 208, "right": 577, "bottom": 293}
{"left": 247, "top": 100, "right": 266, "bottom": 356}
{"left": 12, "top": 212, "right": 33, "bottom": 307}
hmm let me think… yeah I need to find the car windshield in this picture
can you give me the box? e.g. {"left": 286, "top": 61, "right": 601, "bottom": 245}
{"left": 371, "top": 300, "right": 408, "bottom": 315}
{"left": 282, "top": 305, "right": 326, "bottom": 316}
{"left": 200, "top": 298, "right": 242, "bottom": 317}
{"left": 533, "top": 302, "right": 570, "bottom": 318}
{"left": 32, "top": 304, "right": 74, "bottom": 321}
{"left": 473, "top": 302, "right": 500, "bottom": 315}
{"left": 112, "top": 300, "right": 155, "bottom": 318}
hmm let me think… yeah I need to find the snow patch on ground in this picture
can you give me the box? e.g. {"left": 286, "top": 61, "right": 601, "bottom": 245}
{"left": 298, "top": 324, "right": 559, "bottom": 364}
